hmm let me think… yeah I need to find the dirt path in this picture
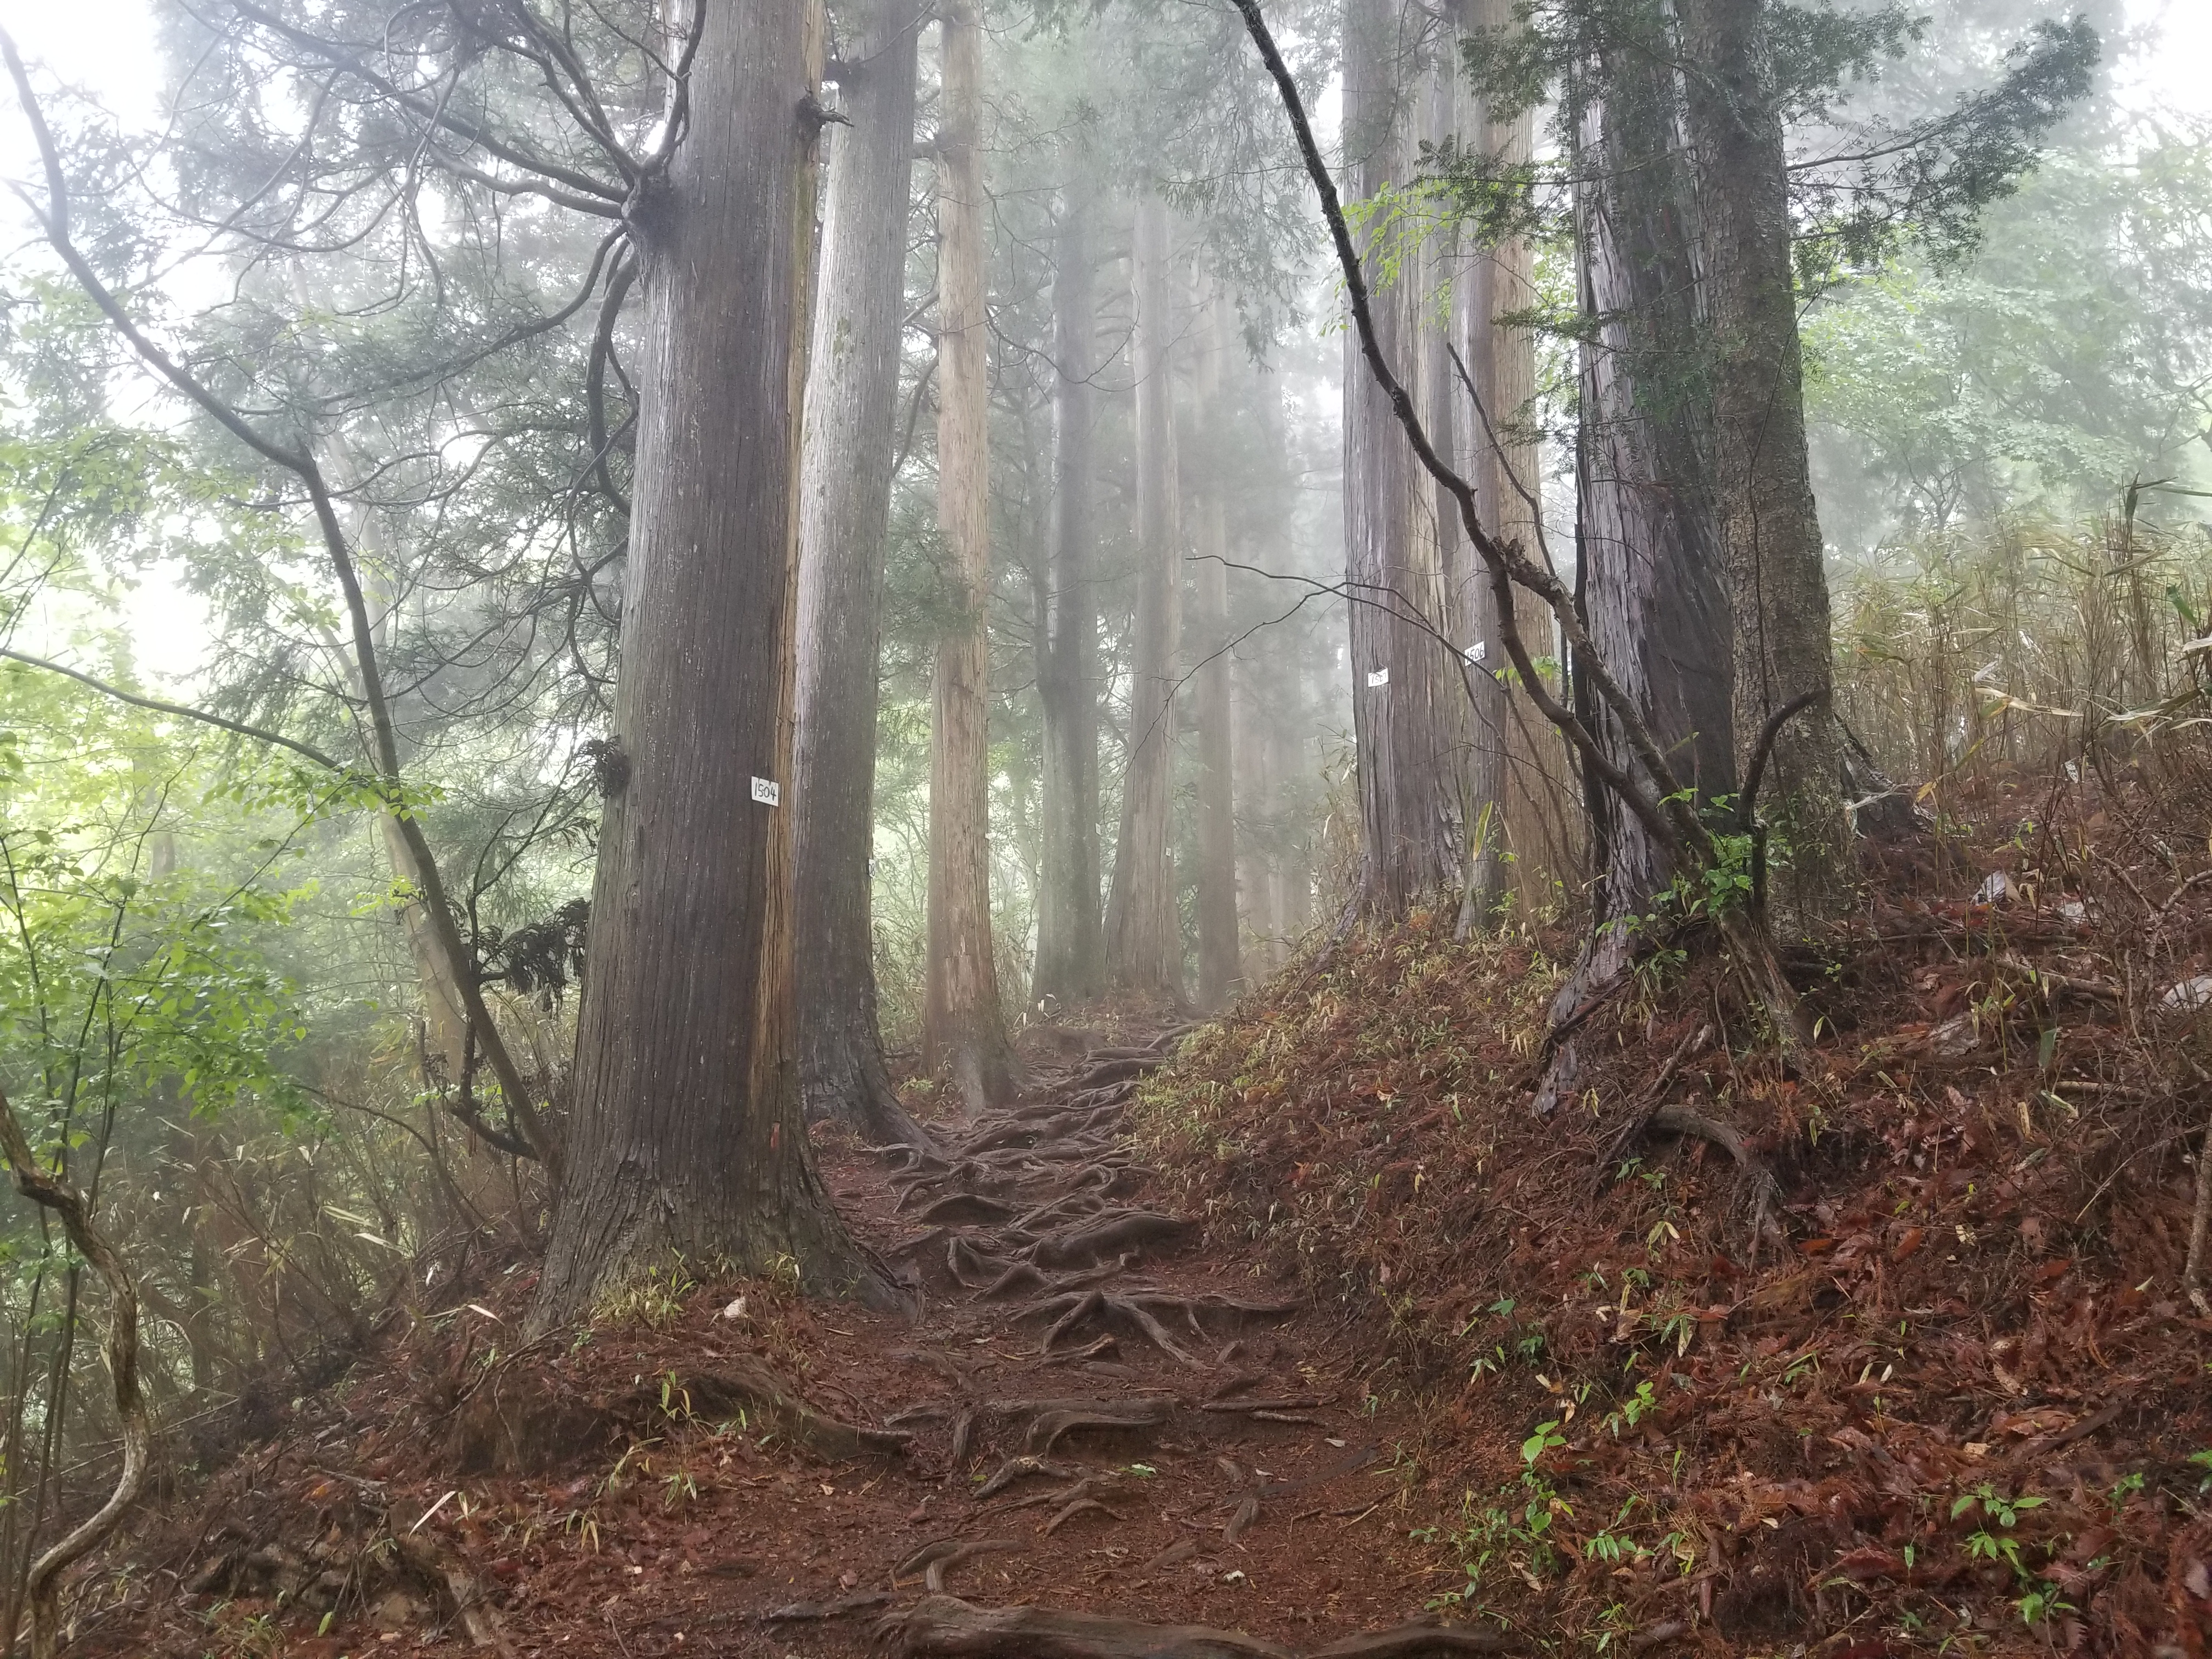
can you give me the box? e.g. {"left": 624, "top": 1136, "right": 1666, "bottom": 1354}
{"left": 99, "top": 1028, "right": 1505, "bottom": 1658}
{"left": 613, "top": 1026, "right": 1499, "bottom": 1658}
{"left": 781, "top": 1026, "right": 1494, "bottom": 1658}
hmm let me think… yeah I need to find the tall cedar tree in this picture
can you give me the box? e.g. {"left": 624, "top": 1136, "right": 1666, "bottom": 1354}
{"left": 793, "top": 0, "right": 930, "bottom": 1144}
{"left": 1104, "top": 194, "right": 1186, "bottom": 996}
{"left": 1191, "top": 279, "right": 1241, "bottom": 1008}
{"left": 1467, "top": 0, "right": 1573, "bottom": 927}
{"left": 1679, "top": 0, "right": 1849, "bottom": 923}
{"left": 923, "top": 0, "right": 1022, "bottom": 1110}
{"left": 535, "top": 0, "right": 881, "bottom": 1321}
{"left": 1342, "top": 0, "right": 1475, "bottom": 919}
{"left": 1032, "top": 165, "right": 1107, "bottom": 1003}
{"left": 1541, "top": 42, "right": 1737, "bottom": 1088}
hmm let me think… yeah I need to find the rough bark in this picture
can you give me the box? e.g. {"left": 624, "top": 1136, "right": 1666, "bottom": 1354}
{"left": 1191, "top": 279, "right": 1240, "bottom": 1009}
{"left": 1464, "top": 0, "right": 1576, "bottom": 928}
{"left": 1032, "top": 167, "right": 1105, "bottom": 1006}
{"left": 923, "top": 0, "right": 1021, "bottom": 1110}
{"left": 1678, "top": 0, "right": 1850, "bottom": 927}
{"left": 1418, "top": 23, "right": 1506, "bottom": 940}
{"left": 793, "top": 0, "right": 929, "bottom": 1147}
{"left": 1536, "top": 50, "right": 1739, "bottom": 1114}
{"left": 533, "top": 0, "right": 885, "bottom": 1325}
{"left": 1104, "top": 194, "right": 1185, "bottom": 998}
{"left": 1342, "top": 0, "right": 1471, "bottom": 921}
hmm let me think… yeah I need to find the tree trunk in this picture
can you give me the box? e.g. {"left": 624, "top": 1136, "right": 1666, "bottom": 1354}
{"left": 1191, "top": 279, "right": 1240, "bottom": 1008}
{"left": 532, "top": 0, "right": 883, "bottom": 1325}
{"left": 1464, "top": 0, "right": 1576, "bottom": 928}
{"left": 793, "top": 0, "right": 929, "bottom": 1147}
{"left": 1032, "top": 165, "right": 1105, "bottom": 1005}
{"left": 1104, "top": 194, "right": 1185, "bottom": 998}
{"left": 1537, "top": 52, "right": 1737, "bottom": 1115}
{"left": 1678, "top": 0, "right": 1849, "bottom": 926}
{"left": 922, "top": 0, "right": 1020, "bottom": 1111}
{"left": 1342, "top": 0, "right": 1471, "bottom": 920}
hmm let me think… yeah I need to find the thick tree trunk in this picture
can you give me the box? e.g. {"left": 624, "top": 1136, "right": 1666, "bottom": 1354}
{"left": 1464, "top": 0, "right": 1577, "bottom": 928}
{"left": 1419, "top": 24, "right": 1506, "bottom": 940}
{"left": 532, "top": 0, "right": 882, "bottom": 1325}
{"left": 1678, "top": 0, "right": 1849, "bottom": 926}
{"left": 1104, "top": 195, "right": 1185, "bottom": 998}
{"left": 923, "top": 0, "right": 1020, "bottom": 1111}
{"left": 1538, "top": 54, "right": 1737, "bottom": 1116}
{"left": 793, "top": 0, "right": 929, "bottom": 1147}
{"left": 1342, "top": 0, "right": 1471, "bottom": 921}
{"left": 1032, "top": 168, "right": 1105, "bottom": 1005}
{"left": 1191, "top": 280, "right": 1240, "bottom": 1008}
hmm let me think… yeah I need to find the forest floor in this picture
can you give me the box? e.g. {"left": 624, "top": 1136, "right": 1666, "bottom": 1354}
{"left": 59, "top": 759, "right": 2212, "bottom": 1658}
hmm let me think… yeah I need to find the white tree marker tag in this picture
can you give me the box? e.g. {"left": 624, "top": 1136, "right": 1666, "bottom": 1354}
{"left": 751, "top": 777, "right": 781, "bottom": 806}
{"left": 1465, "top": 640, "right": 1486, "bottom": 663}
{"left": 1365, "top": 667, "right": 1390, "bottom": 687}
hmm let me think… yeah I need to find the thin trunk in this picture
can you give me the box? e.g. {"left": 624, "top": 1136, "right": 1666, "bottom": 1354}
{"left": 1192, "top": 280, "right": 1240, "bottom": 1008}
{"left": 1104, "top": 195, "right": 1185, "bottom": 997}
{"left": 1678, "top": 0, "right": 1849, "bottom": 924}
{"left": 1342, "top": 0, "right": 1469, "bottom": 919}
{"left": 793, "top": 0, "right": 929, "bottom": 1146}
{"left": 534, "top": 0, "right": 883, "bottom": 1324}
{"left": 1032, "top": 166, "right": 1105, "bottom": 1004}
{"left": 922, "top": 0, "right": 1020, "bottom": 1110}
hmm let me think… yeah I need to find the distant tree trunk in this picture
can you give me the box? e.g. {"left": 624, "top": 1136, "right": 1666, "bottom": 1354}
{"left": 1232, "top": 674, "right": 1274, "bottom": 970}
{"left": 1542, "top": 55, "right": 1735, "bottom": 1098}
{"left": 1191, "top": 279, "right": 1240, "bottom": 1008}
{"left": 1465, "top": 0, "right": 1576, "bottom": 928}
{"left": 533, "top": 0, "right": 883, "bottom": 1324}
{"left": 793, "top": 0, "right": 927, "bottom": 1146}
{"left": 1678, "top": 0, "right": 1849, "bottom": 924}
{"left": 1342, "top": 0, "right": 1470, "bottom": 920}
{"left": 923, "top": 0, "right": 1020, "bottom": 1110}
{"left": 1104, "top": 194, "right": 1186, "bottom": 998}
{"left": 1032, "top": 167, "right": 1105, "bottom": 1005}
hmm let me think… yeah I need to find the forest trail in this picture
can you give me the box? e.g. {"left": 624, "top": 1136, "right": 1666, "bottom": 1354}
{"left": 99, "top": 1022, "right": 1514, "bottom": 1659}
{"left": 769, "top": 1020, "right": 1506, "bottom": 1658}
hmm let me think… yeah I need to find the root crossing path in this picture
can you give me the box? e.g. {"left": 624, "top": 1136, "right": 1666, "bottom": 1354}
{"left": 755, "top": 1026, "right": 1514, "bottom": 1659}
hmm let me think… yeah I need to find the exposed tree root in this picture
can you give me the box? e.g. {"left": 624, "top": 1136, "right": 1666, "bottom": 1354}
{"left": 763, "top": 1590, "right": 895, "bottom": 1622}
{"left": 949, "top": 1235, "right": 1021, "bottom": 1287}
{"left": 915, "top": 1193, "right": 1026, "bottom": 1226}
{"left": 895, "top": 1538, "right": 1025, "bottom": 1592}
{"left": 673, "top": 1357, "right": 911, "bottom": 1458}
{"left": 1042, "top": 1496, "right": 1122, "bottom": 1534}
{"left": 1222, "top": 1492, "right": 1260, "bottom": 1543}
{"left": 1028, "top": 1208, "right": 1191, "bottom": 1267}
{"left": 973, "top": 1455, "right": 1081, "bottom": 1498}
{"left": 879, "top": 1595, "right": 1288, "bottom": 1658}
{"left": 979, "top": 1396, "right": 1172, "bottom": 1453}
{"left": 1198, "top": 1396, "right": 1326, "bottom": 1414}
{"left": 1642, "top": 1102, "right": 1782, "bottom": 1244}
{"left": 878, "top": 1598, "right": 1519, "bottom": 1659}
{"left": 1041, "top": 1333, "right": 1120, "bottom": 1366}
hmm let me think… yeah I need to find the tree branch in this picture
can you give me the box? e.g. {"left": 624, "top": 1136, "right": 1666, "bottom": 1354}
{"left": 4, "top": 30, "right": 565, "bottom": 1182}
{"left": 0, "top": 1085, "right": 149, "bottom": 1659}
{"left": 0, "top": 648, "right": 347, "bottom": 773}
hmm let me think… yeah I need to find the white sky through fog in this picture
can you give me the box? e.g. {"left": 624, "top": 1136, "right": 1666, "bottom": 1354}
{"left": 0, "top": 0, "right": 2209, "bottom": 683}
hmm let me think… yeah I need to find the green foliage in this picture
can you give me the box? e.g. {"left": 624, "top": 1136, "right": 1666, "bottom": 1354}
{"left": 1810, "top": 131, "right": 2212, "bottom": 541}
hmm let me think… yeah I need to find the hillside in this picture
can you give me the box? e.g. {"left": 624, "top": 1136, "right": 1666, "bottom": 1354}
{"left": 48, "top": 759, "right": 2212, "bottom": 1659}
